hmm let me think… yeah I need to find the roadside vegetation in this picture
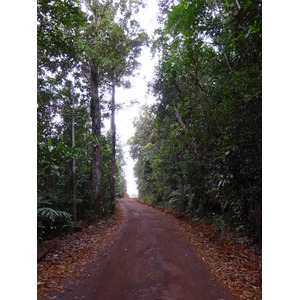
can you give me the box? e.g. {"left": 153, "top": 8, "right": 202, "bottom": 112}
{"left": 129, "top": 0, "right": 261, "bottom": 243}
{"left": 38, "top": 0, "right": 147, "bottom": 243}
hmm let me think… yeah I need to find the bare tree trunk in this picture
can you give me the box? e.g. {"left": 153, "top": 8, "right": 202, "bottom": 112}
{"left": 110, "top": 74, "right": 116, "bottom": 213}
{"left": 71, "top": 82, "right": 77, "bottom": 222}
{"left": 90, "top": 64, "right": 103, "bottom": 216}
{"left": 235, "top": 0, "right": 241, "bottom": 10}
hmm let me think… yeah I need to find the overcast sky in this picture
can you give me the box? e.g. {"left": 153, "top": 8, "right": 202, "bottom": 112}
{"left": 110, "top": 1, "right": 160, "bottom": 197}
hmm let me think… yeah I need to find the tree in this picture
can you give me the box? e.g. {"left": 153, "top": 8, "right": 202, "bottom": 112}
{"left": 37, "top": 0, "right": 86, "bottom": 240}
{"left": 82, "top": 0, "right": 115, "bottom": 216}
{"left": 106, "top": 12, "right": 148, "bottom": 211}
{"left": 128, "top": 105, "right": 156, "bottom": 202}
{"left": 81, "top": 0, "right": 147, "bottom": 215}
{"left": 131, "top": 0, "right": 262, "bottom": 239}
{"left": 37, "top": 0, "right": 85, "bottom": 140}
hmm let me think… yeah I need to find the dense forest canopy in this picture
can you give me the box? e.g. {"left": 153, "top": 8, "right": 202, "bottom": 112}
{"left": 37, "top": 0, "right": 147, "bottom": 242}
{"left": 37, "top": 0, "right": 261, "bottom": 243}
{"left": 129, "top": 0, "right": 261, "bottom": 239}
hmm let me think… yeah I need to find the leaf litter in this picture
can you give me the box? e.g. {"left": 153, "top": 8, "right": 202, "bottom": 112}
{"left": 37, "top": 204, "right": 124, "bottom": 300}
{"left": 38, "top": 200, "right": 261, "bottom": 300}
{"left": 157, "top": 207, "right": 262, "bottom": 300}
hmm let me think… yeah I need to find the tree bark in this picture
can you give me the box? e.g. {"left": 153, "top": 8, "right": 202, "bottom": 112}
{"left": 90, "top": 64, "right": 103, "bottom": 216}
{"left": 71, "top": 82, "right": 77, "bottom": 222}
{"left": 110, "top": 74, "right": 116, "bottom": 213}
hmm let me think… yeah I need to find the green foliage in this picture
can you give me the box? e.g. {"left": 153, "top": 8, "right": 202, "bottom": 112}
{"left": 37, "top": 131, "right": 126, "bottom": 242}
{"left": 37, "top": 196, "right": 72, "bottom": 243}
{"left": 37, "top": 0, "right": 153, "bottom": 243}
{"left": 130, "top": 0, "right": 262, "bottom": 240}
{"left": 37, "top": 207, "right": 71, "bottom": 223}
{"left": 212, "top": 214, "right": 228, "bottom": 234}
{"left": 37, "top": 0, "right": 85, "bottom": 73}
{"left": 82, "top": 0, "right": 148, "bottom": 83}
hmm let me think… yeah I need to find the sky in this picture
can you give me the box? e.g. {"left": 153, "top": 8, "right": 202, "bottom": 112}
{"left": 107, "top": 1, "right": 160, "bottom": 197}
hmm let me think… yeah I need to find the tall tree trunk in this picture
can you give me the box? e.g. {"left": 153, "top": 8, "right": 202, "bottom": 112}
{"left": 71, "top": 82, "right": 77, "bottom": 222}
{"left": 90, "top": 64, "right": 103, "bottom": 216}
{"left": 110, "top": 74, "right": 116, "bottom": 213}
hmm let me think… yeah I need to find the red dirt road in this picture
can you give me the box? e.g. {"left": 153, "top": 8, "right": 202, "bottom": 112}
{"left": 58, "top": 198, "right": 236, "bottom": 299}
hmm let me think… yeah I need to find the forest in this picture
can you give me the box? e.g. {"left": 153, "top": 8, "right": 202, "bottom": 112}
{"left": 129, "top": 0, "right": 261, "bottom": 240}
{"left": 37, "top": 0, "right": 261, "bottom": 244}
{"left": 37, "top": 0, "right": 148, "bottom": 243}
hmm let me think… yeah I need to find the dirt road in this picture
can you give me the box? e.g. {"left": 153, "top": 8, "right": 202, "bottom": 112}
{"left": 58, "top": 198, "right": 235, "bottom": 299}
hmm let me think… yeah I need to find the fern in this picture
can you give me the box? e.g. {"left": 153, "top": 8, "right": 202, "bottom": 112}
{"left": 167, "top": 190, "right": 182, "bottom": 209}
{"left": 37, "top": 207, "right": 71, "bottom": 222}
